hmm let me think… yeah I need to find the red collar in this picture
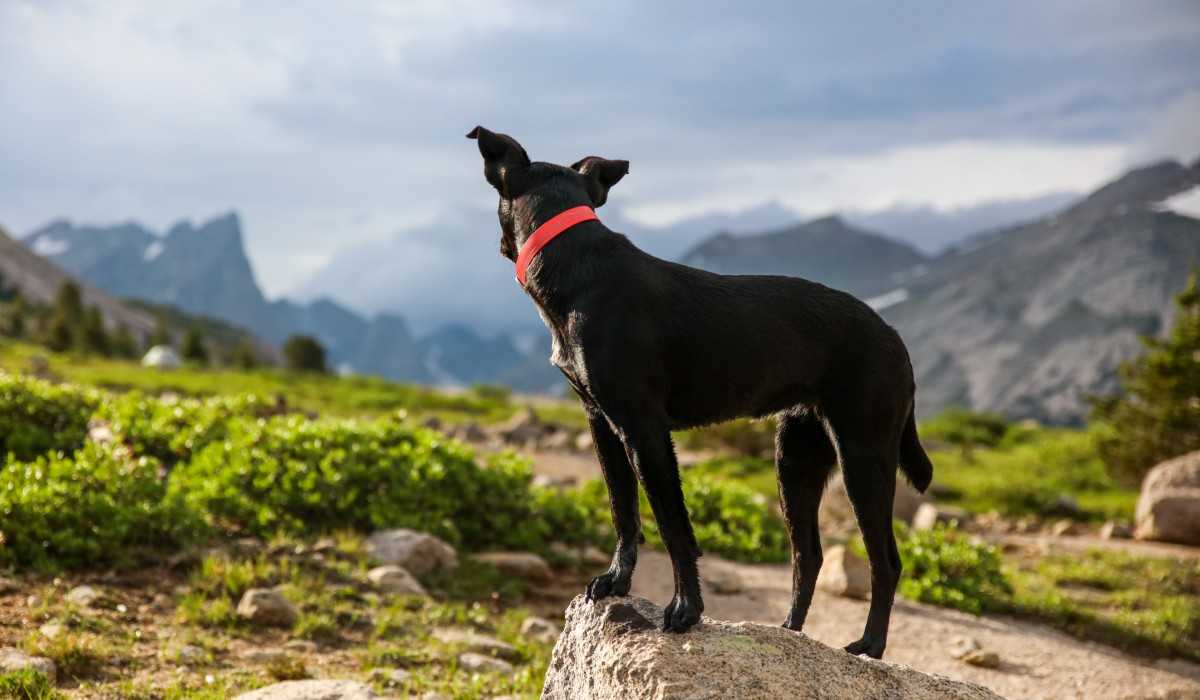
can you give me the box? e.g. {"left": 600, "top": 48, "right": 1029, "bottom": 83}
{"left": 515, "top": 205, "right": 598, "bottom": 286}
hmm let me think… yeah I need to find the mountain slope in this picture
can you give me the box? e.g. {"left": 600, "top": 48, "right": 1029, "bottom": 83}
{"left": 0, "top": 225, "right": 158, "bottom": 338}
{"left": 680, "top": 215, "right": 928, "bottom": 298}
{"left": 880, "top": 159, "right": 1200, "bottom": 423}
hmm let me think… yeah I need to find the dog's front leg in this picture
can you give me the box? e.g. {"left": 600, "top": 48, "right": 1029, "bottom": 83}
{"left": 620, "top": 421, "right": 704, "bottom": 633}
{"left": 583, "top": 410, "right": 642, "bottom": 602}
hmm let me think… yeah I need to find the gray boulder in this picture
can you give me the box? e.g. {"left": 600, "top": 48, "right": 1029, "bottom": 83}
{"left": 540, "top": 596, "right": 1004, "bottom": 700}
{"left": 366, "top": 529, "right": 458, "bottom": 576}
{"left": 366, "top": 565, "right": 427, "bottom": 596}
{"left": 1135, "top": 451, "right": 1200, "bottom": 546}
{"left": 233, "top": 680, "right": 379, "bottom": 700}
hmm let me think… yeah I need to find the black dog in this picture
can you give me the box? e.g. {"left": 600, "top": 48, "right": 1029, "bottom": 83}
{"left": 467, "top": 126, "right": 933, "bottom": 659}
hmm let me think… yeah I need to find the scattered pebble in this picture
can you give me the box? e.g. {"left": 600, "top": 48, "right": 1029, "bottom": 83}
{"left": 236, "top": 588, "right": 298, "bottom": 627}
{"left": 520, "top": 616, "right": 560, "bottom": 643}
{"left": 65, "top": 584, "right": 101, "bottom": 607}
{"left": 458, "top": 652, "right": 514, "bottom": 674}
{"left": 947, "top": 636, "right": 981, "bottom": 660}
{"left": 963, "top": 649, "right": 1002, "bottom": 669}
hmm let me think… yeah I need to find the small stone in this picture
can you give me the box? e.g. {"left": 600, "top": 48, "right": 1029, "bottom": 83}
{"left": 458, "top": 652, "right": 514, "bottom": 674}
{"left": 236, "top": 589, "right": 298, "bottom": 627}
{"left": 471, "top": 551, "right": 553, "bottom": 582}
{"left": 1050, "top": 519, "right": 1078, "bottom": 537}
{"left": 1099, "top": 521, "right": 1132, "bottom": 539}
{"left": 912, "top": 503, "right": 973, "bottom": 531}
{"left": 433, "top": 628, "right": 520, "bottom": 660}
{"left": 311, "top": 537, "right": 338, "bottom": 554}
{"left": 422, "top": 416, "right": 444, "bottom": 431}
{"left": 0, "top": 576, "right": 17, "bottom": 594}
{"left": 421, "top": 693, "right": 452, "bottom": 700}
{"left": 0, "top": 646, "right": 57, "bottom": 684}
{"left": 702, "top": 567, "right": 744, "bottom": 595}
{"left": 239, "top": 648, "right": 287, "bottom": 663}
{"left": 87, "top": 419, "right": 114, "bottom": 444}
{"left": 232, "top": 680, "right": 380, "bottom": 700}
{"left": 366, "top": 566, "right": 427, "bottom": 596}
{"left": 365, "top": 529, "right": 458, "bottom": 576}
{"left": 574, "top": 432, "right": 594, "bottom": 452}
{"left": 520, "top": 616, "right": 560, "bottom": 644}
{"left": 231, "top": 537, "right": 265, "bottom": 556}
{"left": 65, "top": 584, "right": 101, "bottom": 607}
{"left": 368, "top": 667, "right": 411, "bottom": 686}
{"left": 283, "top": 639, "right": 319, "bottom": 654}
{"left": 454, "top": 422, "right": 489, "bottom": 444}
{"left": 816, "top": 545, "right": 871, "bottom": 599}
{"left": 947, "top": 636, "right": 981, "bottom": 660}
{"left": 962, "top": 649, "right": 1001, "bottom": 669}
{"left": 175, "top": 644, "right": 207, "bottom": 665}
{"left": 39, "top": 622, "right": 64, "bottom": 639}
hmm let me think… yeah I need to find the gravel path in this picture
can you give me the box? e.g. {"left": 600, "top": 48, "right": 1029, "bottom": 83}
{"left": 626, "top": 551, "right": 1200, "bottom": 700}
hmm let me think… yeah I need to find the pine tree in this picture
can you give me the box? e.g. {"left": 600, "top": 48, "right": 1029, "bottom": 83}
{"left": 283, "top": 335, "right": 327, "bottom": 373}
{"left": 3, "top": 293, "right": 27, "bottom": 338}
{"left": 78, "top": 307, "right": 111, "bottom": 356}
{"left": 148, "top": 312, "right": 171, "bottom": 348}
{"left": 1093, "top": 272, "right": 1200, "bottom": 484}
{"left": 180, "top": 327, "right": 209, "bottom": 365}
{"left": 110, "top": 324, "right": 138, "bottom": 358}
{"left": 232, "top": 338, "right": 259, "bottom": 369}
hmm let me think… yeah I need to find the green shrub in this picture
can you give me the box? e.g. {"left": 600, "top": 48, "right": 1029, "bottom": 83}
{"left": 675, "top": 418, "right": 776, "bottom": 458}
{"left": 920, "top": 408, "right": 1011, "bottom": 452}
{"left": 97, "top": 392, "right": 268, "bottom": 465}
{"left": 168, "top": 415, "right": 597, "bottom": 551}
{"left": 0, "top": 373, "right": 97, "bottom": 461}
{"left": 895, "top": 523, "right": 1011, "bottom": 615}
{"left": 575, "top": 472, "right": 790, "bottom": 563}
{"left": 0, "top": 669, "right": 64, "bottom": 700}
{"left": 0, "top": 443, "right": 203, "bottom": 568}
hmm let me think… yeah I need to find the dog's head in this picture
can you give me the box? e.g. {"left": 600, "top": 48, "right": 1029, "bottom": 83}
{"left": 467, "top": 126, "right": 628, "bottom": 260}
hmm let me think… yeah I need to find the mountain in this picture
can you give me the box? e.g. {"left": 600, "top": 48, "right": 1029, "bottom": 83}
{"left": 877, "top": 159, "right": 1200, "bottom": 423}
{"left": 0, "top": 224, "right": 158, "bottom": 339}
{"left": 680, "top": 215, "right": 929, "bottom": 299}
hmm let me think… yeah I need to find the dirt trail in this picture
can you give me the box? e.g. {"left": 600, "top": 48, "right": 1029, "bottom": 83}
{"left": 624, "top": 551, "right": 1200, "bottom": 700}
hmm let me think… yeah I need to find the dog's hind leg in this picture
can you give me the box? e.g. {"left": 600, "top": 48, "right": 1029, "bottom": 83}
{"left": 583, "top": 407, "right": 643, "bottom": 602}
{"left": 837, "top": 434, "right": 902, "bottom": 659}
{"left": 775, "top": 412, "right": 837, "bottom": 632}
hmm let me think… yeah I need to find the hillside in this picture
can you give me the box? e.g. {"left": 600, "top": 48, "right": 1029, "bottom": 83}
{"left": 880, "top": 159, "right": 1200, "bottom": 423}
{"left": 0, "top": 225, "right": 157, "bottom": 339}
{"left": 680, "top": 215, "right": 929, "bottom": 299}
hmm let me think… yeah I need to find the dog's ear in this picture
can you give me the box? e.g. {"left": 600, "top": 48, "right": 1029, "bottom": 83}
{"left": 570, "top": 156, "right": 629, "bottom": 208}
{"left": 467, "top": 126, "right": 531, "bottom": 196}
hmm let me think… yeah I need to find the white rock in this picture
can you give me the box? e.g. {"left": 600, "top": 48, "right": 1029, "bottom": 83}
{"left": 236, "top": 588, "right": 298, "bottom": 627}
{"left": 470, "top": 551, "right": 553, "bottom": 581}
{"left": 365, "top": 529, "right": 458, "bottom": 576}
{"left": 0, "top": 647, "right": 57, "bottom": 684}
{"left": 366, "top": 565, "right": 427, "bottom": 596}
{"left": 1099, "top": 521, "right": 1132, "bottom": 539}
{"left": 540, "top": 596, "right": 1003, "bottom": 700}
{"left": 947, "top": 636, "right": 982, "bottom": 660}
{"left": 816, "top": 545, "right": 871, "bottom": 600}
{"left": 38, "top": 622, "right": 64, "bottom": 639}
{"left": 458, "top": 652, "right": 514, "bottom": 674}
{"left": 233, "top": 680, "right": 380, "bottom": 700}
{"left": 65, "top": 584, "right": 101, "bottom": 607}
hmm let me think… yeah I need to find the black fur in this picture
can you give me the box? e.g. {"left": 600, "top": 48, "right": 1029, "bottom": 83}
{"left": 467, "top": 126, "right": 933, "bottom": 658}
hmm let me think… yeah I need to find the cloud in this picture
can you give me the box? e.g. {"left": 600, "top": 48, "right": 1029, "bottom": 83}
{"left": 1, "top": 0, "right": 1198, "bottom": 299}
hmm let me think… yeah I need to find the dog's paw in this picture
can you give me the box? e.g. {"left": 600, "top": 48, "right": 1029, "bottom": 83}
{"left": 844, "top": 636, "right": 886, "bottom": 659}
{"left": 585, "top": 569, "right": 631, "bottom": 602}
{"left": 661, "top": 593, "right": 702, "bottom": 633}
{"left": 781, "top": 614, "right": 805, "bottom": 632}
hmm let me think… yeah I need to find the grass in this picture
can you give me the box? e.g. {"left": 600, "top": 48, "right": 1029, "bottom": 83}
{"left": 0, "top": 670, "right": 65, "bottom": 700}
{"left": 1005, "top": 549, "right": 1200, "bottom": 662}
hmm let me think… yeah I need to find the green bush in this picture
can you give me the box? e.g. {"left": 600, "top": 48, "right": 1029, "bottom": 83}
{"left": 0, "top": 373, "right": 97, "bottom": 461}
{"left": 575, "top": 471, "right": 790, "bottom": 563}
{"left": 0, "top": 443, "right": 202, "bottom": 568}
{"left": 895, "top": 523, "right": 1011, "bottom": 615}
{"left": 0, "top": 669, "right": 64, "bottom": 700}
{"left": 168, "top": 415, "right": 597, "bottom": 551}
{"left": 97, "top": 392, "right": 268, "bottom": 465}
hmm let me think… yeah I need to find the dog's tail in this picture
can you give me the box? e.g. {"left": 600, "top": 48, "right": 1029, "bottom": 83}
{"left": 898, "top": 405, "right": 933, "bottom": 493}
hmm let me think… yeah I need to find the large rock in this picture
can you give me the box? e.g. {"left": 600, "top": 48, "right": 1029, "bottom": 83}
{"left": 1135, "top": 451, "right": 1200, "bottom": 546}
{"left": 0, "top": 647, "right": 57, "bottom": 684}
{"left": 366, "top": 565, "right": 427, "bottom": 596}
{"left": 365, "top": 529, "right": 458, "bottom": 576}
{"left": 541, "top": 596, "right": 1003, "bottom": 700}
{"left": 820, "top": 474, "right": 927, "bottom": 529}
{"left": 233, "top": 680, "right": 379, "bottom": 700}
{"left": 815, "top": 545, "right": 871, "bottom": 600}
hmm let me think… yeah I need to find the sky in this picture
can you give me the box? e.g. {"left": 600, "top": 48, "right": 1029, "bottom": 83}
{"left": 1, "top": 0, "right": 1199, "bottom": 301}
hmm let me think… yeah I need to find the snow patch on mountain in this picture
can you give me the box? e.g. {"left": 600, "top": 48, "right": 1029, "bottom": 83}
{"left": 31, "top": 236, "right": 70, "bottom": 256}
{"left": 1153, "top": 185, "right": 1200, "bottom": 218}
